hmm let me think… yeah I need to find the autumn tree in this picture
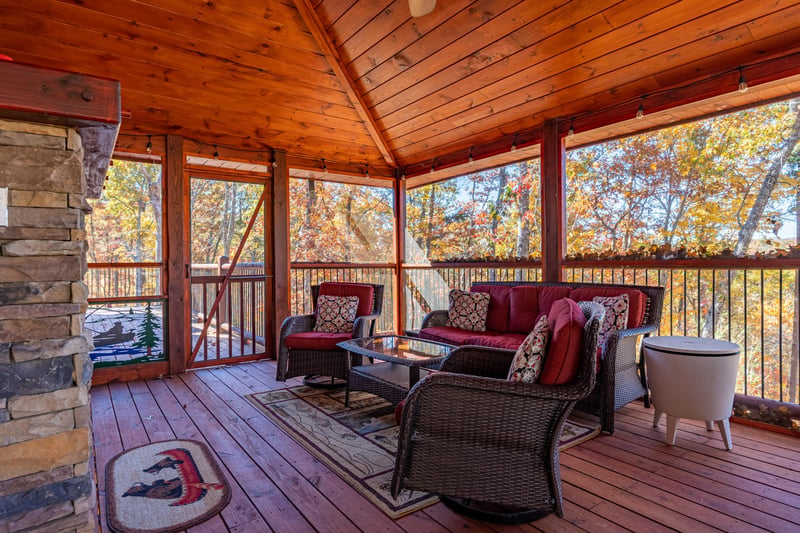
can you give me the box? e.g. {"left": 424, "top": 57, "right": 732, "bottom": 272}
{"left": 87, "top": 160, "right": 162, "bottom": 296}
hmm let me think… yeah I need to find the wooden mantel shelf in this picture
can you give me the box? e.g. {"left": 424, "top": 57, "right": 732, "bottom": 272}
{"left": 0, "top": 60, "right": 121, "bottom": 198}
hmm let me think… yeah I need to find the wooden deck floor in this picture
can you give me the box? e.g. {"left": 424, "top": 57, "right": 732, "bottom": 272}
{"left": 91, "top": 360, "right": 800, "bottom": 533}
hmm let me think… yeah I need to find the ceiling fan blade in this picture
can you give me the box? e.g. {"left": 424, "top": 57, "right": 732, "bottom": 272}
{"left": 408, "top": 0, "right": 436, "bottom": 17}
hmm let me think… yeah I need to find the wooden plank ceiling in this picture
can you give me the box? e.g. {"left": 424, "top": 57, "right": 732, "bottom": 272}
{"left": 2, "top": 0, "right": 800, "bottom": 177}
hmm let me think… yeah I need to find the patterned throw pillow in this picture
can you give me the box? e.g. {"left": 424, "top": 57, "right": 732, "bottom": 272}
{"left": 446, "top": 289, "right": 490, "bottom": 331}
{"left": 313, "top": 294, "right": 359, "bottom": 333}
{"left": 508, "top": 315, "right": 550, "bottom": 383}
{"left": 593, "top": 294, "right": 630, "bottom": 352}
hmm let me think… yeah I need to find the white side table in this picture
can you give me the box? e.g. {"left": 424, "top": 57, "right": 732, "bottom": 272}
{"left": 643, "top": 336, "right": 740, "bottom": 450}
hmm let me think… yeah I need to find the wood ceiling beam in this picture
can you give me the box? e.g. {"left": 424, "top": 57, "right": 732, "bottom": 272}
{"left": 293, "top": 0, "right": 397, "bottom": 168}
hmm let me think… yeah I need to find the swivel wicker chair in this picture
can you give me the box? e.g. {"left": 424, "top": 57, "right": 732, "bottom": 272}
{"left": 391, "top": 302, "right": 604, "bottom": 523}
{"left": 276, "top": 282, "right": 383, "bottom": 386}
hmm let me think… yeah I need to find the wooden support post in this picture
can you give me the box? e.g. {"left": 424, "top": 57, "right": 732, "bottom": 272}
{"left": 394, "top": 175, "right": 407, "bottom": 334}
{"left": 541, "top": 119, "right": 566, "bottom": 282}
{"left": 165, "top": 135, "right": 188, "bottom": 374}
{"left": 273, "top": 150, "right": 290, "bottom": 355}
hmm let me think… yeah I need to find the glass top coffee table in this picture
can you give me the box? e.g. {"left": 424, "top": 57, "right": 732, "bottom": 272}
{"left": 337, "top": 335, "right": 454, "bottom": 406}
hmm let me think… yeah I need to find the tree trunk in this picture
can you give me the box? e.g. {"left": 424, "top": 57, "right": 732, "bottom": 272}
{"left": 515, "top": 174, "right": 531, "bottom": 282}
{"left": 790, "top": 184, "right": 800, "bottom": 403}
{"left": 425, "top": 184, "right": 436, "bottom": 258}
{"left": 490, "top": 167, "right": 509, "bottom": 256}
{"left": 135, "top": 199, "right": 144, "bottom": 296}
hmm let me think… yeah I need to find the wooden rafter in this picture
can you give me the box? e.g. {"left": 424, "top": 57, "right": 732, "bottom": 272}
{"left": 293, "top": 0, "right": 397, "bottom": 167}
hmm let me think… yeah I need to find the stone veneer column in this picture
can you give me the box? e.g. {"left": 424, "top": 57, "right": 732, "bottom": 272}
{"left": 0, "top": 119, "right": 96, "bottom": 532}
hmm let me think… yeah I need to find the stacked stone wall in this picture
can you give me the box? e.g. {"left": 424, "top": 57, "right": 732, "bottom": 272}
{"left": 0, "top": 119, "right": 96, "bottom": 532}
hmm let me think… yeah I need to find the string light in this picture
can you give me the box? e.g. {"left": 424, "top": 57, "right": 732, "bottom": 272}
{"left": 213, "top": 145, "right": 219, "bottom": 159}
{"left": 145, "top": 135, "right": 152, "bottom": 154}
{"left": 430, "top": 158, "right": 437, "bottom": 174}
{"left": 468, "top": 147, "right": 474, "bottom": 165}
{"left": 365, "top": 164, "right": 369, "bottom": 179}
{"left": 738, "top": 67, "right": 748, "bottom": 93}
{"left": 511, "top": 134, "right": 518, "bottom": 152}
{"left": 636, "top": 97, "right": 645, "bottom": 119}
{"left": 321, "top": 159, "right": 328, "bottom": 174}
{"left": 567, "top": 119, "right": 575, "bottom": 137}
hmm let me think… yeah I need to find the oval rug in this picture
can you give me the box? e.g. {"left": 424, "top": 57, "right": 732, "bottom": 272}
{"left": 106, "top": 439, "right": 230, "bottom": 533}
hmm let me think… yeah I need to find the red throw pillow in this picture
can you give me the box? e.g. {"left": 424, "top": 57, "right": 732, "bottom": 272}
{"left": 446, "top": 289, "right": 490, "bottom": 331}
{"left": 507, "top": 315, "right": 550, "bottom": 383}
{"left": 539, "top": 298, "right": 586, "bottom": 385}
{"left": 313, "top": 295, "right": 359, "bottom": 333}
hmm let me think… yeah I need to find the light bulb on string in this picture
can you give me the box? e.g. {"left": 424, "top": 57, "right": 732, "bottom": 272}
{"left": 213, "top": 145, "right": 219, "bottom": 159}
{"left": 636, "top": 97, "right": 645, "bottom": 119}
{"left": 468, "top": 147, "right": 474, "bottom": 165}
{"left": 567, "top": 119, "right": 575, "bottom": 137}
{"left": 146, "top": 135, "right": 152, "bottom": 154}
{"left": 738, "top": 67, "right": 748, "bottom": 93}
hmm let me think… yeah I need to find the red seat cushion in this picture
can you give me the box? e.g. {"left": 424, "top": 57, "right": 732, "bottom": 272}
{"left": 284, "top": 331, "right": 352, "bottom": 351}
{"left": 471, "top": 284, "right": 513, "bottom": 333}
{"left": 569, "top": 287, "right": 645, "bottom": 328}
{"left": 419, "top": 326, "right": 474, "bottom": 345}
{"left": 539, "top": 298, "right": 586, "bottom": 385}
{"left": 318, "top": 282, "right": 375, "bottom": 317}
{"left": 465, "top": 332, "right": 527, "bottom": 351}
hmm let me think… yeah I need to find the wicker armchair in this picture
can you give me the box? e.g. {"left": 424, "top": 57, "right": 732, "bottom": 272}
{"left": 276, "top": 282, "right": 384, "bottom": 385}
{"left": 391, "top": 302, "right": 604, "bottom": 522}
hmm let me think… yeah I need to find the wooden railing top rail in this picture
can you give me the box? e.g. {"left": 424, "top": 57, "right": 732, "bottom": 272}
{"left": 88, "top": 262, "right": 162, "bottom": 268}
{"left": 402, "top": 258, "right": 800, "bottom": 269}
{"left": 565, "top": 258, "right": 800, "bottom": 269}
{"left": 291, "top": 262, "right": 396, "bottom": 268}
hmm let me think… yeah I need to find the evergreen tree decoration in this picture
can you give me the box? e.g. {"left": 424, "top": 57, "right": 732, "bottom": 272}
{"left": 133, "top": 302, "right": 161, "bottom": 357}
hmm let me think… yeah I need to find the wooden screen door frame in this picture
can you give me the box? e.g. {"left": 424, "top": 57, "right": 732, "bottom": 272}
{"left": 185, "top": 168, "right": 274, "bottom": 369}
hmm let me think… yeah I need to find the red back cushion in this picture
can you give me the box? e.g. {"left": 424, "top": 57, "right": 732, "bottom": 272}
{"left": 539, "top": 298, "right": 586, "bottom": 385}
{"left": 471, "top": 284, "right": 512, "bottom": 332}
{"left": 569, "top": 287, "right": 645, "bottom": 328}
{"left": 537, "top": 286, "right": 573, "bottom": 318}
{"left": 318, "top": 282, "right": 374, "bottom": 317}
{"left": 508, "top": 286, "right": 541, "bottom": 333}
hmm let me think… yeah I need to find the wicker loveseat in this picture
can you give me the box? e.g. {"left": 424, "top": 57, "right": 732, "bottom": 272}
{"left": 413, "top": 281, "right": 665, "bottom": 433}
{"left": 392, "top": 301, "right": 605, "bottom": 521}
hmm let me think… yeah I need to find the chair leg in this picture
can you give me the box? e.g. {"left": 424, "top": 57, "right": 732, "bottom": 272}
{"left": 653, "top": 408, "right": 663, "bottom": 427}
{"left": 717, "top": 419, "right": 733, "bottom": 450}
{"left": 666, "top": 415, "right": 680, "bottom": 445}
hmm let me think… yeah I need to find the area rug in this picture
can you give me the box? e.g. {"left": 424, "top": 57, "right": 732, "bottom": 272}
{"left": 246, "top": 386, "right": 600, "bottom": 519}
{"left": 106, "top": 439, "right": 231, "bottom": 533}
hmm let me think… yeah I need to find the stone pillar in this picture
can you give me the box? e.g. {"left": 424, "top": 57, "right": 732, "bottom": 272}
{"left": 0, "top": 119, "right": 96, "bottom": 532}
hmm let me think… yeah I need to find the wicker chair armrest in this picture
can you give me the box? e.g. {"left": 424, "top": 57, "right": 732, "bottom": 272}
{"left": 280, "top": 314, "right": 315, "bottom": 337}
{"left": 420, "top": 309, "right": 449, "bottom": 329}
{"left": 438, "top": 345, "right": 515, "bottom": 378}
{"left": 353, "top": 313, "right": 381, "bottom": 338}
{"left": 276, "top": 313, "right": 315, "bottom": 381}
{"left": 618, "top": 324, "right": 658, "bottom": 339}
